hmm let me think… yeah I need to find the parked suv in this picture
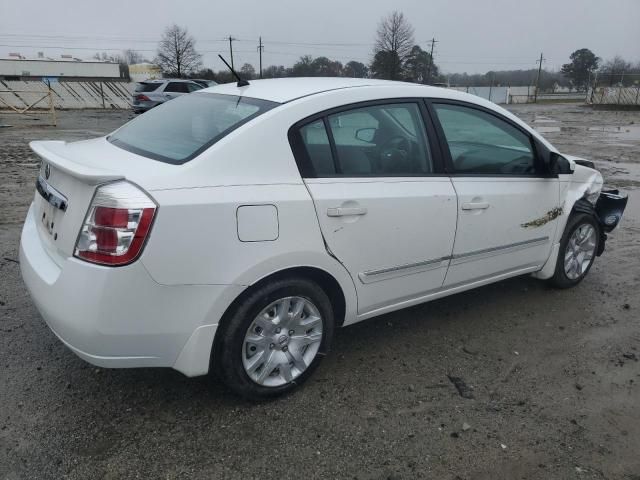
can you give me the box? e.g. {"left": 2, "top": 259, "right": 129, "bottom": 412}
{"left": 132, "top": 79, "right": 204, "bottom": 113}
{"left": 21, "top": 78, "right": 627, "bottom": 399}
{"left": 190, "top": 79, "right": 218, "bottom": 88}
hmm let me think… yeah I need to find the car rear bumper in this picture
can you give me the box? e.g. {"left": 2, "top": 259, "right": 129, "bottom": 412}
{"left": 19, "top": 204, "right": 244, "bottom": 376}
{"left": 132, "top": 100, "right": 161, "bottom": 112}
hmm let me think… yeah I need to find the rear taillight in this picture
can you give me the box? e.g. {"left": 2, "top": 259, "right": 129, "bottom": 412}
{"left": 74, "top": 181, "right": 156, "bottom": 266}
{"left": 136, "top": 94, "right": 150, "bottom": 101}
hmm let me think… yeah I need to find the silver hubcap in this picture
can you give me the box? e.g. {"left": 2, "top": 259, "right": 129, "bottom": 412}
{"left": 242, "top": 296, "right": 323, "bottom": 387}
{"left": 564, "top": 223, "right": 597, "bottom": 280}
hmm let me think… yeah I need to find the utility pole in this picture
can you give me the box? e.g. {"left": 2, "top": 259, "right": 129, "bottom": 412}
{"left": 534, "top": 52, "right": 545, "bottom": 103}
{"left": 228, "top": 36, "right": 236, "bottom": 69}
{"left": 488, "top": 72, "right": 494, "bottom": 102}
{"left": 257, "top": 36, "right": 264, "bottom": 79}
{"left": 426, "top": 37, "right": 438, "bottom": 84}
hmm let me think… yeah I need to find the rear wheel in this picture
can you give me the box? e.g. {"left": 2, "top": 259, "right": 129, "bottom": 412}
{"left": 548, "top": 213, "right": 599, "bottom": 288}
{"left": 213, "top": 277, "right": 334, "bottom": 399}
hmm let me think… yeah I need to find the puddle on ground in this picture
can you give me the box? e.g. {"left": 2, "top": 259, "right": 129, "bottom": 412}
{"left": 535, "top": 126, "right": 561, "bottom": 133}
{"left": 588, "top": 125, "right": 640, "bottom": 141}
{"left": 534, "top": 124, "right": 640, "bottom": 143}
{"left": 597, "top": 161, "right": 640, "bottom": 189}
{"left": 533, "top": 116, "right": 558, "bottom": 123}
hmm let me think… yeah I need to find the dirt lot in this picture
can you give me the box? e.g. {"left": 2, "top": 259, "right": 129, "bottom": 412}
{"left": 1, "top": 104, "right": 639, "bottom": 480}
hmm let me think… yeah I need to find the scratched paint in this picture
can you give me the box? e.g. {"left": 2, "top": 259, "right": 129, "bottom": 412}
{"left": 521, "top": 207, "right": 564, "bottom": 228}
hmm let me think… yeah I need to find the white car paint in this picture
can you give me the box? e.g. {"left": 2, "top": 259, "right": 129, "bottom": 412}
{"left": 20, "top": 78, "right": 607, "bottom": 378}
{"left": 306, "top": 177, "right": 457, "bottom": 314}
{"left": 445, "top": 177, "right": 560, "bottom": 286}
{"left": 532, "top": 159, "right": 603, "bottom": 280}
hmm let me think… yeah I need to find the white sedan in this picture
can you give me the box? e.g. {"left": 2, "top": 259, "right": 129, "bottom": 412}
{"left": 20, "top": 78, "right": 627, "bottom": 399}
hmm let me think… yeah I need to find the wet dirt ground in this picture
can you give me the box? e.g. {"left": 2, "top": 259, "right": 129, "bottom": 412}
{"left": 1, "top": 104, "right": 639, "bottom": 480}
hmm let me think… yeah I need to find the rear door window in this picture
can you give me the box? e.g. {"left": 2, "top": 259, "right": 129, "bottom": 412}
{"left": 108, "top": 93, "right": 278, "bottom": 164}
{"left": 135, "top": 82, "right": 161, "bottom": 92}
{"left": 328, "top": 103, "right": 433, "bottom": 176}
{"left": 295, "top": 102, "right": 434, "bottom": 177}
{"left": 299, "top": 120, "right": 335, "bottom": 176}
{"left": 187, "top": 82, "right": 204, "bottom": 92}
{"left": 164, "top": 82, "right": 190, "bottom": 93}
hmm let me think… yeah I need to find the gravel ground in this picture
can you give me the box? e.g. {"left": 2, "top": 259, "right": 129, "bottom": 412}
{"left": 1, "top": 104, "right": 639, "bottom": 480}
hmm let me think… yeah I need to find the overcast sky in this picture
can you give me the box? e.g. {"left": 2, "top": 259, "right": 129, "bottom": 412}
{"left": 1, "top": 0, "right": 638, "bottom": 74}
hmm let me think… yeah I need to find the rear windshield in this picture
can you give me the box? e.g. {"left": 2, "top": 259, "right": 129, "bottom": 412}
{"left": 135, "top": 82, "right": 161, "bottom": 92}
{"left": 108, "top": 93, "right": 278, "bottom": 164}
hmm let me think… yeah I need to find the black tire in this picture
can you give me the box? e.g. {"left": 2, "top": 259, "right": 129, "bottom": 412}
{"left": 548, "top": 212, "right": 600, "bottom": 289}
{"left": 213, "top": 277, "right": 334, "bottom": 400}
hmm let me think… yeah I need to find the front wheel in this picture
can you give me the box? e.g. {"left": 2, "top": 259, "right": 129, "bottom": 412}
{"left": 213, "top": 277, "right": 334, "bottom": 400}
{"left": 548, "top": 213, "right": 600, "bottom": 288}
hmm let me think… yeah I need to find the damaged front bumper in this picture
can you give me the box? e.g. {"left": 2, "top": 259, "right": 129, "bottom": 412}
{"left": 595, "top": 189, "right": 628, "bottom": 232}
{"left": 594, "top": 189, "right": 628, "bottom": 255}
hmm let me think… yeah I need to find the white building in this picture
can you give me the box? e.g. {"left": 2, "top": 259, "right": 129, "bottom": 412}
{"left": 0, "top": 58, "right": 121, "bottom": 79}
{"left": 129, "top": 63, "right": 162, "bottom": 82}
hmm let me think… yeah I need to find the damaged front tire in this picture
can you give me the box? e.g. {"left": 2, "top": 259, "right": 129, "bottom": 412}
{"left": 548, "top": 213, "right": 600, "bottom": 289}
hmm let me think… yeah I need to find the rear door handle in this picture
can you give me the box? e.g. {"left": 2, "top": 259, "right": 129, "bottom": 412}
{"left": 327, "top": 207, "right": 367, "bottom": 217}
{"left": 461, "top": 202, "right": 490, "bottom": 210}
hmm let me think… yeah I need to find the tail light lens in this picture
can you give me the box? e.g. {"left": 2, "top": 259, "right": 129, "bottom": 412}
{"left": 75, "top": 181, "right": 157, "bottom": 266}
{"left": 136, "top": 94, "right": 151, "bottom": 101}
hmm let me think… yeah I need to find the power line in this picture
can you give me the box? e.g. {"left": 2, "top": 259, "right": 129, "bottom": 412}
{"left": 0, "top": 43, "right": 555, "bottom": 69}
{"left": 0, "top": 33, "right": 373, "bottom": 47}
{"left": 0, "top": 43, "right": 255, "bottom": 55}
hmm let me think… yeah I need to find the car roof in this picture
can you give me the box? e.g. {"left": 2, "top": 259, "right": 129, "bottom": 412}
{"left": 199, "top": 77, "right": 556, "bottom": 153}
{"left": 201, "top": 77, "right": 444, "bottom": 103}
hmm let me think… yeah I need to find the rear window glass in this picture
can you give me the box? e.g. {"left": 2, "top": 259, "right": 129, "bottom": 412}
{"left": 164, "top": 82, "right": 190, "bottom": 93}
{"left": 135, "top": 82, "right": 161, "bottom": 92}
{"left": 108, "top": 93, "right": 278, "bottom": 164}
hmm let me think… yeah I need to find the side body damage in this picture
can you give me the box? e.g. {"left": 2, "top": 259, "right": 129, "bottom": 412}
{"left": 533, "top": 157, "right": 628, "bottom": 279}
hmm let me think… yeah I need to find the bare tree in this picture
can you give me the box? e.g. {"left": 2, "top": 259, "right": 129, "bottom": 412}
{"left": 122, "top": 49, "right": 146, "bottom": 65}
{"left": 600, "top": 55, "right": 632, "bottom": 85}
{"left": 239, "top": 63, "right": 256, "bottom": 79}
{"left": 375, "top": 12, "right": 414, "bottom": 60}
{"left": 155, "top": 24, "right": 202, "bottom": 77}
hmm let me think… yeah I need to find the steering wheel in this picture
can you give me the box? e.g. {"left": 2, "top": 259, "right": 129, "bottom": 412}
{"left": 379, "top": 135, "right": 411, "bottom": 163}
{"left": 500, "top": 155, "right": 534, "bottom": 174}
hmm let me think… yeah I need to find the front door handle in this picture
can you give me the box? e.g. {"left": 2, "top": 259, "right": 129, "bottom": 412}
{"left": 461, "top": 201, "right": 490, "bottom": 210}
{"left": 327, "top": 206, "right": 368, "bottom": 217}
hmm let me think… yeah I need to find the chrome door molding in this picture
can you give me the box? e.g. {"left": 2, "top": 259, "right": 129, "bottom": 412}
{"left": 358, "top": 237, "right": 550, "bottom": 284}
{"left": 359, "top": 257, "right": 449, "bottom": 284}
{"left": 450, "top": 236, "right": 549, "bottom": 266}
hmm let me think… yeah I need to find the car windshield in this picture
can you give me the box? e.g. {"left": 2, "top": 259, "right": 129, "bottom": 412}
{"left": 109, "top": 93, "right": 278, "bottom": 164}
{"left": 134, "top": 82, "right": 161, "bottom": 92}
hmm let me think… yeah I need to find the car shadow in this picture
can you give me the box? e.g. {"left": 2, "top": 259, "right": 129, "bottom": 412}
{"left": 56, "top": 273, "right": 548, "bottom": 410}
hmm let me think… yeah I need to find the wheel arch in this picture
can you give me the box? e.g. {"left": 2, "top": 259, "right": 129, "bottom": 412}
{"left": 533, "top": 197, "right": 603, "bottom": 280}
{"left": 248, "top": 266, "right": 348, "bottom": 327}
{"left": 210, "top": 264, "right": 355, "bottom": 373}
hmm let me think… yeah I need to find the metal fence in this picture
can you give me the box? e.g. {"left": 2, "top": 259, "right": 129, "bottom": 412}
{"left": 0, "top": 80, "right": 134, "bottom": 110}
{"left": 448, "top": 86, "right": 510, "bottom": 104}
{"left": 0, "top": 82, "right": 56, "bottom": 126}
{"left": 447, "top": 86, "right": 586, "bottom": 105}
{"left": 588, "top": 86, "right": 640, "bottom": 106}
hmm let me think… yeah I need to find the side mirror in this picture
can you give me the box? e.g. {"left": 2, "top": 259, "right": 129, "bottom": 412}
{"left": 549, "top": 152, "right": 573, "bottom": 175}
{"left": 355, "top": 127, "right": 376, "bottom": 143}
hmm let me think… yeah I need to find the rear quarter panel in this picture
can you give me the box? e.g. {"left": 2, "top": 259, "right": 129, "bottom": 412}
{"left": 140, "top": 184, "right": 358, "bottom": 322}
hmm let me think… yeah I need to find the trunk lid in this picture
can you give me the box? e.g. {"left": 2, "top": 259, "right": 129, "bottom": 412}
{"left": 30, "top": 140, "right": 125, "bottom": 263}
